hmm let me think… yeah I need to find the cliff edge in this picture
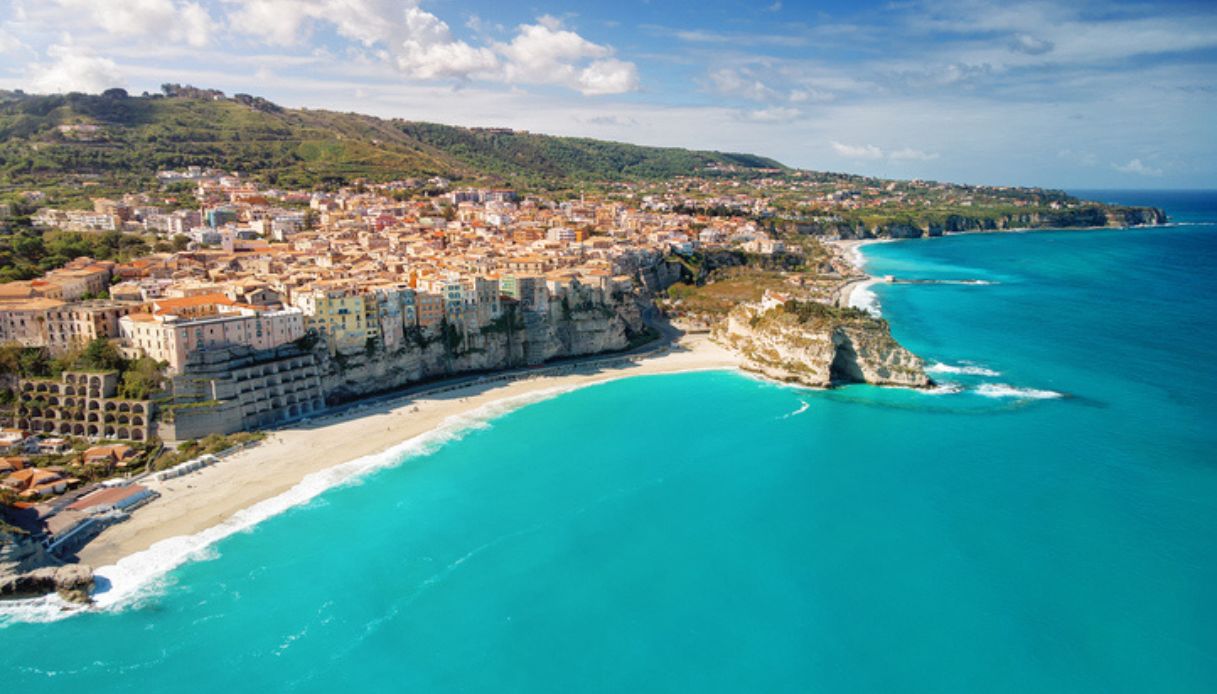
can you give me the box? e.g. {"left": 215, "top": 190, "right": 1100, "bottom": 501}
{"left": 715, "top": 299, "right": 931, "bottom": 389}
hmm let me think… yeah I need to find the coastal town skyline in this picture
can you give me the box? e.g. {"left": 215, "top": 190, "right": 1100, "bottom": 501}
{"left": 0, "top": 0, "right": 1214, "bottom": 189}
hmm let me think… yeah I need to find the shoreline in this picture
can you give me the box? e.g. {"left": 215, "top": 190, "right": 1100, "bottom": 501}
{"left": 825, "top": 221, "right": 1166, "bottom": 310}
{"left": 76, "top": 335, "right": 742, "bottom": 571}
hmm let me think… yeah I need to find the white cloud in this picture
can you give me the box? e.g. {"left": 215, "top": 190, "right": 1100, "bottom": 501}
{"left": 832, "top": 141, "right": 885, "bottom": 160}
{"left": 890, "top": 147, "right": 940, "bottom": 161}
{"left": 831, "top": 141, "right": 939, "bottom": 161}
{"left": 496, "top": 19, "right": 637, "bottom": 95}
{"left": 226, "top": 0, "right": 313, "bottom": 46}
{"left": 27, "top": 43, "right": 124, "bottom": 93}
{"left": 1113, "top": 158, "right": 1163, "bottom": 176}
{"left": 393, "top": 5, "right": 498, "bottom": 80}
{"left": 56, "top": 0, "right": 214, "bottom": 47}
{"left": 710, "top": 68, "right": 779, "bottom": 102}
{"left": 744, "top": 107, "right": 801, "bottom": 122}
{"left": 498, "top": 22, "right": 604, "bottom": 83}
{"left": 578, "top": 59, "right": 639, "bottom": 96}
{"left": 220, "top": 2, "right": 634, "bottom": 93}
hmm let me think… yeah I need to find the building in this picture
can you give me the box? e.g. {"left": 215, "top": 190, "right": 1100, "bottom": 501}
{"left": 157, "top": 349, "right": 325, "bottom": 441}
{"left": 44, "top": 301, "right": 138, "bottom": 353}
{"left": 120, "top": 305, "right": 306, "bottom": 373}
{"left": 0, "top": 298, "right": 66, "bottom": 347}
{"left": 292, "top": 286, "right": 369, "bottom": 354}
{"left": 16, "top": 371, "right": 154, "bottom": 442}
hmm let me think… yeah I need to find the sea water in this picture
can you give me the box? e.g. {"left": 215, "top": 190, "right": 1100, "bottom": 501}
{"left": 1, "top": 191, "right": 1215, "bottom": 693}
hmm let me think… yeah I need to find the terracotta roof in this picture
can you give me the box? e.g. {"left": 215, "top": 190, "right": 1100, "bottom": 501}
{"left": 66, "top": 485, "right": 148, "bottom": 511}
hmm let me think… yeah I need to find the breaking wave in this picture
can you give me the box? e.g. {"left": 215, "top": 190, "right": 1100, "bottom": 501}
{"left": 975, "top": 383, "right": 1064, "bottom": 400}
{"left": 848, "top": 279, "right": 882, "bottom": 317}
{"left": 926, "top": 362, "right": 1002, "bottom": 377}
{"left": 780, "top": 401, "right": 811, "bottom": 419}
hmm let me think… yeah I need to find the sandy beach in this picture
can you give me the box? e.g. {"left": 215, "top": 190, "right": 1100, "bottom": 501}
{"left": 77, "top": 335, "right": 741, "bottom": 567}
{"left": 827, "top": 238, "right": 886, "bottom": 308}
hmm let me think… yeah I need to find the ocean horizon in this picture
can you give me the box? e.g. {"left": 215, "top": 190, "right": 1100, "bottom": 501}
{"left": 2, "top": 189, "right": 1215, "bottom": 693}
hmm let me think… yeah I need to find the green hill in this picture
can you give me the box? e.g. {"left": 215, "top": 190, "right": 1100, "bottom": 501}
{"left": 0, "top": 88, "right": 785, "bottom": 191}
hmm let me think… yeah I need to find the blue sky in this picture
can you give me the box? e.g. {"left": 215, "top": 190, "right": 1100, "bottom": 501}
{"left": 1, "top": 0, "right": 1215, "bottom": 188}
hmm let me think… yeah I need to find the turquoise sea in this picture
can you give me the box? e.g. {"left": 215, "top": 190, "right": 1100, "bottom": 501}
{"left": 2, "top": 191, "right": 1216, "bottom": 692}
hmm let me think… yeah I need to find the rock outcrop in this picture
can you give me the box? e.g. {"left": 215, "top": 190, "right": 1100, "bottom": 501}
{"left": 715, "top": 300, "right": 930, "bottom": 389}
{"left": 0, "top": 564, "right": 94, "bottom": 604}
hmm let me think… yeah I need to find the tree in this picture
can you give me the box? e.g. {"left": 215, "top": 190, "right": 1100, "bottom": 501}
{"left": 120, "top": 358, "right": 166, "bottom": 399}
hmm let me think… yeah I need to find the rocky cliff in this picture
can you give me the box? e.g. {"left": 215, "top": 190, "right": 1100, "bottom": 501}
{"left": 319, "top": 289, "right": 647, "bottom": 403}
{"left": 787, "top": 205, "right": 1168, "bottom": 240}
{"left": 715, "top": 300, "right": 931, "bottom": 389}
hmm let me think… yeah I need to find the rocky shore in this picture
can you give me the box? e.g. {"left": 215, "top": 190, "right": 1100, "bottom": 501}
{"left": 715, "top": 300, "right": 931, "bottom": 389}
{"left": 0, "top": 564, "right": 94, "bottom": 604}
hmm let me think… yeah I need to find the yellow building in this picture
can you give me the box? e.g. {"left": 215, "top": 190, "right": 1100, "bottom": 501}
{"left": 292, "top": 286, "right": 369, "bottom": 354}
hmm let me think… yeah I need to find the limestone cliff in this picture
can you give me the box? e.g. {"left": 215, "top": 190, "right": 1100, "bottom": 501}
{"left": 715, "top": 300, "right": 930, "bottom": 389}
{"left": 318, "top": 290, "right": 647, "bottom": 403}
{"left": 786, "top": 205, "right": 1167, "bottom": 240}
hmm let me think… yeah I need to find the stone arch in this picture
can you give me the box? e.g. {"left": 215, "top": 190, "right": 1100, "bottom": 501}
{"left": 132, "top": 415, "right": 144, "bottom": 426}
{"left": 104, "top": 402, "right": 116, "bottom": 412}
{"left": 131, "top": 429, "right": 144, "bottom": 441}
{"left": 87, "top": 424, "right": 100, "bottom": 437}
{"left": 117, "top": 414, "right": 129, "bottom": 425}
{"left": 118, "top": 402, "right": 131, "bottom": 413}
{"left": 72, "top": 423, "right": 85, "bottom": 436}
{"left": 87, "top": 400, "right": 100, "bottom": 410}
{"left": 116, "top": 427, "right": 130, "bottom": 440}
{"left": 64, "top": 385, "right": 77, "bottom": 396}
{"left": 87, "top": 412, "right": 99, "bottom": 423}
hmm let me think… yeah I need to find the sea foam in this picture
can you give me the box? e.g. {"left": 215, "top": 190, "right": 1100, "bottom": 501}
{"left": 848, "top": 279, "right": 882, "bottom": 316}
{"left": 780, "top": 401, "right": 811, "bottom": 419}
{"left": 926, "top": 362, "right": 1001, "bottom": 377}
{"left": 975, "top": 383, "right": 1064, "bottom": 400}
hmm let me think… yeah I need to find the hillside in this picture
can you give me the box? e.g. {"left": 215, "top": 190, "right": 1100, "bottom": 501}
{"left": 0, "top": 88, "right": 784, "bottom": 191}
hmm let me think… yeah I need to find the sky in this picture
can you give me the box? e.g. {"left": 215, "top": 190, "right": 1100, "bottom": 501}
{"left": 0, "top": 0, "right": 1214, "bottom": 189}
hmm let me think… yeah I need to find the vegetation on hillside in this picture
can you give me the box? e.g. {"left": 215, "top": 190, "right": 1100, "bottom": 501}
{"left": 0, "top": 88, "right": 785, "bottom": 192}
{"left": 0, "top": 339, "right": 167, "bottom": 401}
{"left": 0, "top": 227, "right": 154, "bottom": 282}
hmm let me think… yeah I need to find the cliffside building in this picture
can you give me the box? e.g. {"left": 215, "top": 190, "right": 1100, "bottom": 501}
{"left": 16, "top": 371, "right": 154, "bottom": 442}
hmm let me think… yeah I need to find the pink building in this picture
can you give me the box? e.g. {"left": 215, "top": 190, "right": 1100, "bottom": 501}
{"left": 120, "top": 305, "right": 306, "bottom": 373}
